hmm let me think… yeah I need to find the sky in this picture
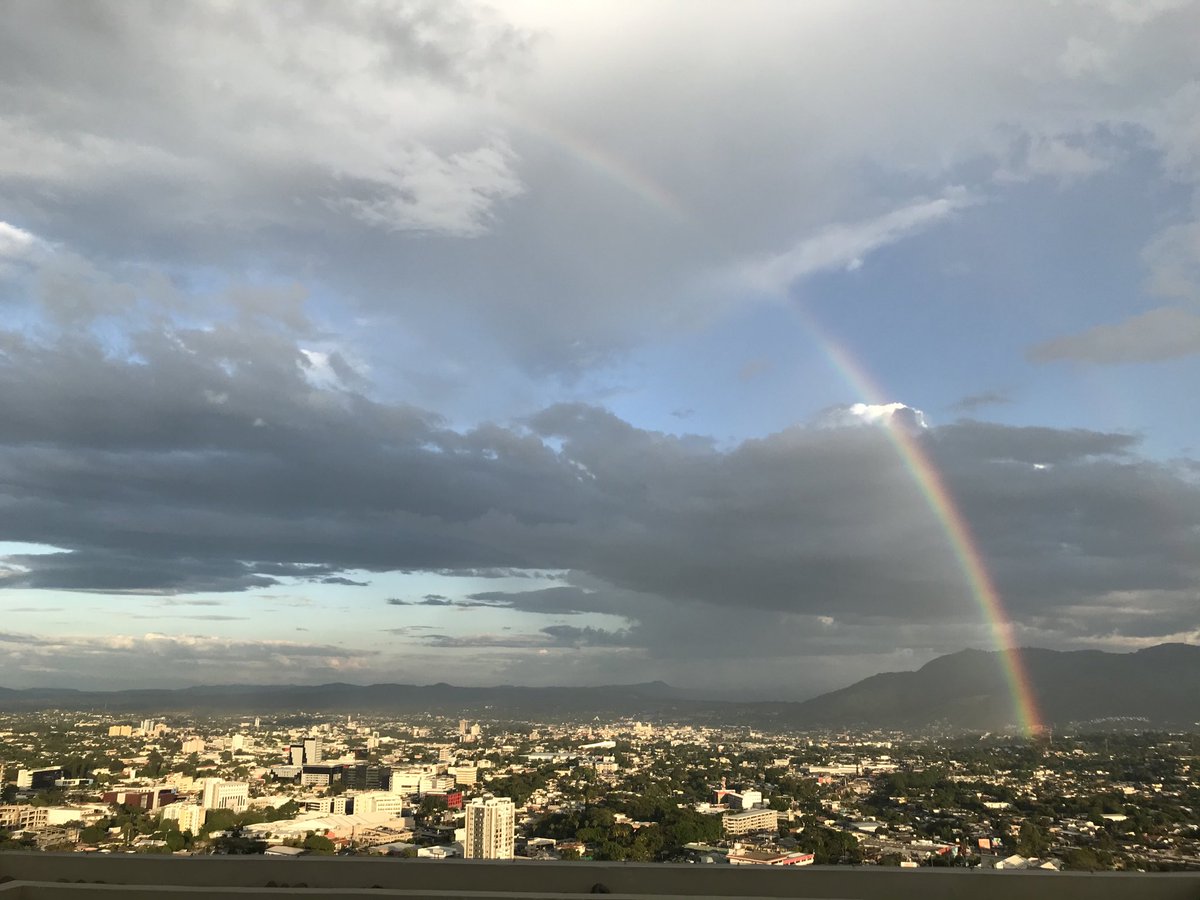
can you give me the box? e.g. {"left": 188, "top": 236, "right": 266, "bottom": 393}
{"left": 1, "top": 0, "right": 1200, "bottom": 698}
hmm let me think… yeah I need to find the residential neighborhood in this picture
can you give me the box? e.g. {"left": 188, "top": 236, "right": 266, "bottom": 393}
{"left": 2, "top": 710, "right": 1197, "bottom": 871}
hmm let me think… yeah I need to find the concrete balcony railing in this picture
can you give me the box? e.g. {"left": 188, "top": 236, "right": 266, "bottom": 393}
{"left": 1, "top": 853, "right": 1199, "bottom": 900}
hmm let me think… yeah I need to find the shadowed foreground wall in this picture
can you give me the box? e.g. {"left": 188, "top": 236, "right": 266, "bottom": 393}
{"left": 2, "top": 854, "right": 1200, "bottom": 900}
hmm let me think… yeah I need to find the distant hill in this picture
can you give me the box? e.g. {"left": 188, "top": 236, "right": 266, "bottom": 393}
{"left": 780, "top": 643, "right": 1200, "bottom": 730}
{"left": 0, "top": 680, "right": 703, "bottom": 719}
{"left": 1, "top": 644, "right": 1197, "bottom": 731}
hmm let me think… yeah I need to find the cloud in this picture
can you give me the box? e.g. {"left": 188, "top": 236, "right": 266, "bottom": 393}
{"left": 950, "top": 390, "right": 1011, "bottom": 412}
{"left": 417, "top": 624, "right": 631, "bottom": 650}
{"left": 0, "top": 3, "right": 529, "bottom": 240}
{"left": 4, "top": 3, "right": 1198, "bottom": 376}
{"left": 0, "top": 221, "right": 40, "bottom": 260}
{"left": 816, "top": 402, "right": 928, "bottom": 431}
{"left": 1028, "top": 306, "right": 1200, "bottom": 363}
{"left": 0, "top": 630, "right": 373, "bottom": 688}
{"left": 746, "top": 190, "right": 976, "bottom": 292}
{"left": 386, "top": 594, "right": 499, "bottom": 608}
{"left": 995, "top": 134, "right": 1118, "bottom": 184}
{"left": 4, "top": 3, "right": 1200, "bottom": 691}
{"left": 0, "top": 309, "right": 1193, "bottom": 663}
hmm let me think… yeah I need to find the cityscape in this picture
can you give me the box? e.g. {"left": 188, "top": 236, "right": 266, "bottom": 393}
{"left": 2, "top": 706, "right": 1198, "bottom": 872}
{"left": 3, "top": 0, "right": 1200, "bottom": 896}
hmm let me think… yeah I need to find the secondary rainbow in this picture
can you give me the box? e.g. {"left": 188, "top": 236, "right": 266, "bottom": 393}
{"left": 498, "top": 105, "right": 691, "bottom": 225}
{"left": 805, "top": 312, "right": 1044, "bottom": 736}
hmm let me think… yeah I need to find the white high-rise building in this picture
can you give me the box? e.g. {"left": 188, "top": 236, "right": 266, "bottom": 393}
{"left": 200, "top": 778, "right": 249, "bottom": 811}
{"left": 303, "top": 737, "right": 323, "bottom": 764}
{"left": 464, "top": 797, "right": 515, "bottom": 860}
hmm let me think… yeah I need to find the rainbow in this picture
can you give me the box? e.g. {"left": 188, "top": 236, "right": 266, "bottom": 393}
{"left": 494, "top": 116, "right": 1044, "bottom": 734}
{"left": 802, "top": 310, "right": 1044, "bottom": 737}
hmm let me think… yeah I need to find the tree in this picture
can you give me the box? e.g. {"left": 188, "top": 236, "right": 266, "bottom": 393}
{"left": 1017, "top": 820, "right": 1050, "bottom": 858}
{"left": 1063, "top": 848, "right": 1103, "bottom": 871}
{"left": 211, "top": 829, "right": 267, "bottom": 855}
{"left": 303, "top": 833, "right": 335, "bottom": 855}
{"left": 143, "top": 751, "right": 166, "bottom": 779}
{"left": 795, "top": 825, "right": 863, "bottom": 865}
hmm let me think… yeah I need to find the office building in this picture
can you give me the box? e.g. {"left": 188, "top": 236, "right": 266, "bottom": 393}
{"left": 344, "top": 764, "right": 389, "bottom": 792}
{"left": 300, "top": 764, "right": 344, "bottom": 787}
{"left": 349, "top": 791, "right": 407, "bottom": 816}
{"left": 303, "top": 737, "right": 323, "bottom": 764}
{"left": 199, "top": 778, "right": 249, "bottom": 812}
{"left": 454, "top": 764, "right": 479, "bottom": 787}
{"left": 722, "top": 808, "right": 779, "bottom": 836}
{"left": 16, "top": 767, "right": 64, "bottom": 791}
{"left": 389, "top": 766, "right": 438, "bottom": 797}
{"left": 464, "top": 797, "right": 515, "bottom": 860}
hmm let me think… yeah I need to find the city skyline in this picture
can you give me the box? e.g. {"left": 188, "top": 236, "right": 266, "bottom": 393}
{"left": 2, "top": 1, "right": 1200, "bottom": 694}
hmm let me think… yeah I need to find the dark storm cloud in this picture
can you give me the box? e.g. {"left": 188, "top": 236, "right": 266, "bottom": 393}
{"left": 386, "top": 594, "right": 502, "bottom": 608}
{"left": 1, "top": 309, "right": 1198, "bottom": 662}
{"left": 464, "top": 586, "right": 608, "bottom": 615}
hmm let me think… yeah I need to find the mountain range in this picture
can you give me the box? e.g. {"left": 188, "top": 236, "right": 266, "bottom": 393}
{"left": 1, "top": 643, "right": 1196, "bottom": 731}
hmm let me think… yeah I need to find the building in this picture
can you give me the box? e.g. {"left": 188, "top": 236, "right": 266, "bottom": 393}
{"left": 390, "top": 766, "right": 438, "bottom": 796}
{"left": 425, "top": 789, "right": 463, "bottom": 810}
{"left": 464, "top": 797, "right": 515, "bottom": 860}
{"left": 350, "top": 791, "right": 407, "bottom": 816}
{"left": 107, "top": 725, "right": 133, "bottom": 738}
{"left": 715, "top": 787, "right": 763, "bottom": 810}
{"left": 722, "top": 808, "right": 779, "bottom": 837}
{"left": 454, "top": 764, "right": 479, "bottom": 787}
{"left": 300, "top": 764, "right": 344, "bottom": 788}
{"left": 16, "top": 767, "right": 65, "bottom": 791}
{"left": 303, "top": 796, "right": 352, "bottom": 815}
{"left": 160, "top": 802, "right": 205, "bottom": 834}
{"left": 727, "top": 849, "right": 814, "bottom": 866}
{"left": 199, "top": 779, "right": 249, "bottom": 812}
{"left": 180, "top": 737, "right": 205, "bottom": 755}
{"left": 102, "top": 787, "right": 177, "bottom": 811}
{"left": 343, "top": 764, "right": 389, "bottom": 792}
{"left": 0, "top": 806, "right": 49, "bottom": 831}
{"left": 303, "top": 737, "right": 323, "bottom": 764}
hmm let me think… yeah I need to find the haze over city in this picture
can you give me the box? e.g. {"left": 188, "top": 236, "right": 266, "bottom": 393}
{"left": 2, "top": 0, "right": 1200, "bottom": 698}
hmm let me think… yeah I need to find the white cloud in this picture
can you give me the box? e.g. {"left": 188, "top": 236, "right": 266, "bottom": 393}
{"left": 0, "top": 221, "right": 38, "bottom": 259}
{"left": 817, "top": 402, "right": 929, "bottom": 431}
{"left": 745, "top": 190, "right": 976, "bottom": 293}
